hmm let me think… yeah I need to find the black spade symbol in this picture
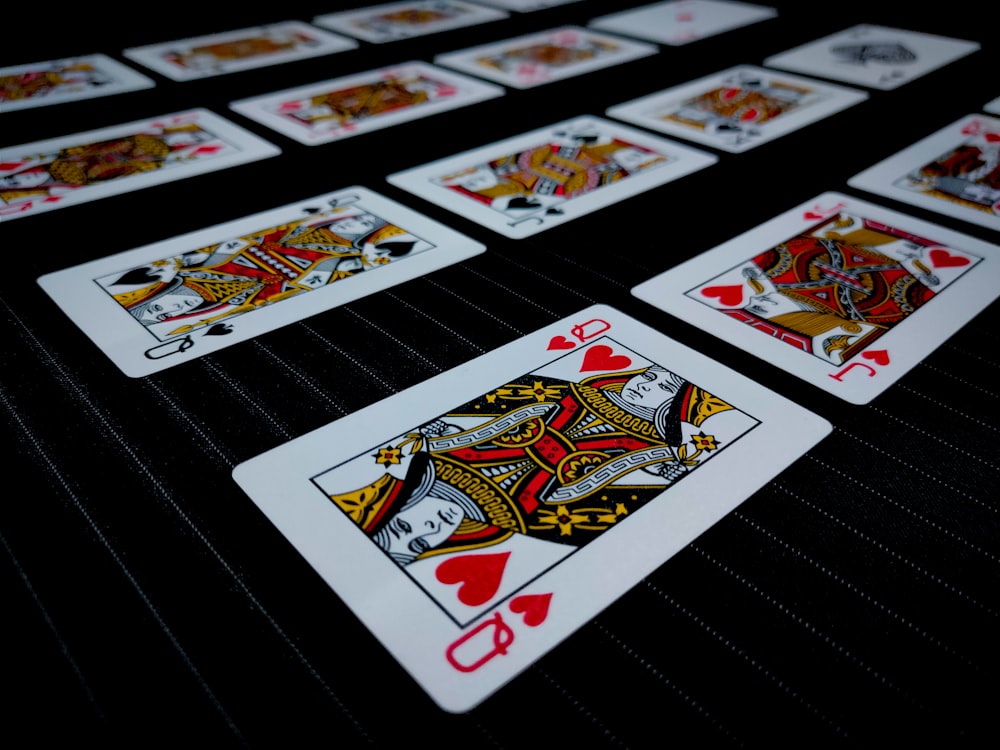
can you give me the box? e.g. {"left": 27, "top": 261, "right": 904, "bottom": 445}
{"left": 206, "top": 324, "right": 234, "bottom": 336}
{"left": 507, "top": 196, "right": 543, "bottom": 210}
{"left": 546, "top": 207, "right": 564, "bottom": 215}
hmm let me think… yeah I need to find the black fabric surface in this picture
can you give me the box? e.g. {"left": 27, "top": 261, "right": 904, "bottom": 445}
{"left": 2, "top": 1, "right": 997, "bottom": 745}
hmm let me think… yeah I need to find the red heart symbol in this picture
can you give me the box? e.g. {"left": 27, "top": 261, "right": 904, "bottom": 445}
{"left": 509, "top": 592, "right": 552, "bottom": 627}
{"left": 701, "top": 284, "right": 744, "bottom": 306}
{"left": 435, "top": 552, "right": 510, "bottom": 607}
{"left": 580, "top": 344, "right": 631, "bottom": 372}
{"left": 928, "top": 248, "right": 970, "bottom": 268}
{"left": 547, "top": 335, "right": 575, "bottom": 350}
{"left": 803, "top": 211, "right": 824, "bottom": 220}
{"left": 985, "top": 132, "right": 1000, "bottom": 143}
{"left": 862, "top": 349, "right": 890, "bottom": 366}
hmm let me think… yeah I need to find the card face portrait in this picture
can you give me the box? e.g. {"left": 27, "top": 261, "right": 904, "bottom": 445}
{"left": 121, "top": 21, "right": 358, "bottom": 81}
{"left": 606, "top": 65, "right": 867, "bottom": 153}
{"left": 588, "top": 0, "right": 777, "bottom": 47}
{"left": 0, "top": 109, "right": 279, "bottom": 222}
{"left": 229, "top": 61, "right": 504, "bottom": 145}
{"left": 387, "top": 115, "right": 718, "bottom": 238}
{"left": 36, "top": 187, "right": 485, "bottom": 377}
{"left": 632, "top": 192, "right": 1000, "bottom": 404}
{"left": 763, "top": 24, "right": 979, "bottom": 90}
{"left": 985, "top": 96, "right": 1000, "bottom": 116}
{"left": 848, "top": 114, "right": 1000, "bottom": 233}
{"left": 232, "top": 304, "right": 831, "bottom": 712}
{"left": 433, "top": 26, "right": 658, "bottom": 89}
{"left": 0, "top": 54, "right": 154, "bottom": 112}
{"left": 312, "top": 1, "right": 509, "bottom": 44}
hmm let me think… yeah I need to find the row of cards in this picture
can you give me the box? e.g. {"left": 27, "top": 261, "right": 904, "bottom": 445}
{"left": 6, "top": 67, "right": 999, "bottom": 228}
{"left": 2, "top": 4, "right": 986, "bottom": 106}
{"left": 1, "top": 0, "right": 780, "bottom": 103}
{"left": 9, "top": 0, "right": 1000, "bottom": 715}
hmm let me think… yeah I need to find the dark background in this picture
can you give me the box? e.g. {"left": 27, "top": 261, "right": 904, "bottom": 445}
{"left": 2, "top": 1, "right": 997, "bottom": 745}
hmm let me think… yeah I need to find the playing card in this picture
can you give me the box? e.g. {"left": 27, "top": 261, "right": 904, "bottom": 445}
{"left": 36, "top": 187, "right": 484, "bottom": 377}
{"left": 763, "top": 24, "right": 979, "bottom": 90}
{"left": 985, "top": 96, "right": 1000, "bottom": 115}
{"left": 231, "top": 304, "right": 831, "bottom": 712}
{"left": 0, "top": 109, "right": 279, "bottom": 221}
{"left": 606, "top": 65, "right": 867, "bottom": 153}
{"left": 433, "top": 26, "right": 658, "bottom": 89}
{"left": 632, "top": 192, "right": 1000, "bottom": 404}
{"left": 588, "top": 0, "right": 777, "bottom": 46}
{"left": 386, "top": 114, "right": 718, "bottom": 239}
{"left": 0, "top": 54, "right": 154, "bottom": 112}
{"left": 847, "top": 114, "right": 1000, "bottom": 233}
{"left": 469, "top": 0, "right": 581, "bottom": 10}
{"left": 229, "top": 61, "right": 504, "bottom": 146}
{"left": 121, "top": 21, "right": 358, "bottom": 81}
{"left": 312, "top": 1, "right": 509, "bottom": 44}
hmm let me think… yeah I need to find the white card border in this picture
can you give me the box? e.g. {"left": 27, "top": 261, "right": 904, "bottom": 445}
{"left": 433, "top": 26, "right": 658, "bottom": 89}
{"left": 312, "top": 0, "right": 509, "bottom": 43}
{"left": 0, "top": 108, "right": 280, "bottom": 221}
{"left": 631, "top": 192, "right": 1000, "bottom": 404}
{"left": 588, "top": 0, "right": 778, "bottom": 46}
{"left": 36, "top": 186, "right": 485, "bottom": 377}
{"left": 762, "top": 23, "right": 980, "bottom": 90}
{"left": 0, "top": 54, "right": 155, "bottom": 112}
{"left": 231, "top": 303, "right": 831, "bottom": 712}
{"left": 121, "top": 21, "right": 359, "bottom": 81}
{"left": 386, "top": 114, "right": 718, "bottom": 238}
{"left": 847, "top": 114, "right": 1000, "bottom": 232}
{"left": 229, "top": 61, "right": 505, "bottom": 145}
{"left": 606, "top": 64, "right": 868, "bottom": 153}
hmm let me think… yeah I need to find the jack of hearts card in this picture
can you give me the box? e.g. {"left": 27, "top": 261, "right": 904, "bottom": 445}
{"left": 232, "top": 304, "right": 831, "bottom": 711}
{"left": 632, "top": 193, "right": 1000, "bottom": 404}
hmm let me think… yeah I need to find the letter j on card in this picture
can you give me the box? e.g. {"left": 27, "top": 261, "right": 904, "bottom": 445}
{"left": 631, "top": 193, "right": 1000, "bottom": 404}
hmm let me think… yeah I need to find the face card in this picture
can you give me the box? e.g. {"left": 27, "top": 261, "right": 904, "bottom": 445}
{"left": 985, "top": 96, "right": 1000, "bottom": 116}
{"left": 0, "top": 109, "right": 279, "bottom": 222}
{"left": 229, "top": 61, "right": 504, "bottom": 146}
{"left": 847, "top": 114, "right": 1000, "bottom": 233}
{"left": 588, "top": 0, "right": 777, "bottom": 47}
{"left": 606, "top": 65, "right": 867, "bottom": 153}
{"left": 231, "top": 304, "right": 831, "bottom": 712}
{"left": 312, "top": 1, "right": 509, "bottom": 44}
{"left": 763, "top": 24, "right": 980, "bottom": 90}
{"left": 0, "top": 54, "right": 154, "bottom": 112}
{"left": 121, "top": 21, "right": 358, "bottom": 81}
{"left": 433, "top": 26, "right": 658, "bottom": 89}
{"left": 36, "top": 187, "right": 485, "bottom": 377}
{"left": 632, "top": 192, "right": 1000, "bottom": 404}
{"left": 387, "top": 115, "right": 718, "bottom": 239}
